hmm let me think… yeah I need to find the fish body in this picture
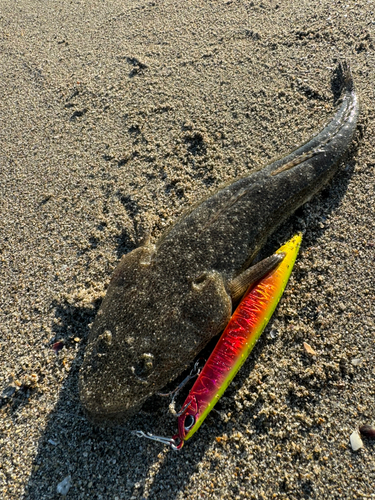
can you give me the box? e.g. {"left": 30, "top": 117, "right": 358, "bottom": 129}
{"left": 174, "top": 234, "right": 302, "bottom": 449}
{"left": 79, "top": 63, "right": 359, "bottom": 423}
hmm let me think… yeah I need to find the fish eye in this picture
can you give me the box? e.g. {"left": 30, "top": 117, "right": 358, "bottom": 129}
{"left": 184, "top": 414, "right": 195, "bottom": 431}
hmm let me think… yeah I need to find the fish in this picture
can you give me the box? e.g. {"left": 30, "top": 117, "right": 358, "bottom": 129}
{"left": 79, "top": 62, "right": 359, "bottom": 423}
{"left": 135, "top": 234, "right": 301, "bottom": 449}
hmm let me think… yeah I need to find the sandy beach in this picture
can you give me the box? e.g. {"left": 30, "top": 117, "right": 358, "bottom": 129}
{"left": 1, "top": 0, "right": 374, "bottom": 498}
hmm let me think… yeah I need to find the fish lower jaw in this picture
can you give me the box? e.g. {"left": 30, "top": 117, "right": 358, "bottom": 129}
{"left": 80, "top": 398, "right": 144, "bottom": 425}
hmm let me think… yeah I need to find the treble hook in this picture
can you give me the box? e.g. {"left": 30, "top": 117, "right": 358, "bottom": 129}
{"left": 157, "top": 359, "right": 204, "bottom": 397}
{"left": 157, "top": 359, "right": 204, "bottom": 417}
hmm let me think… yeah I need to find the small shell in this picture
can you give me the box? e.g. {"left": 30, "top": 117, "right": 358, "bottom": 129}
{"left": 303, "top": 342, "right": 316, "bottom": 356}
{"left": 350, "top": 431, "right": 363, "bottom": 451}
{"left": 52, "top": 341, "right": 64, "bottom": 354}
{"left": 359, "top": 425, "right": 375, "bottom": 439}
{"left": 56, "top": 475, "right": 72, "bottom": 495}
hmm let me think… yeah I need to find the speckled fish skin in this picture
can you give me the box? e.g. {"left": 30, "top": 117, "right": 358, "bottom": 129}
{"left": 79, "top": 63, "right": 359, "bottom": 423}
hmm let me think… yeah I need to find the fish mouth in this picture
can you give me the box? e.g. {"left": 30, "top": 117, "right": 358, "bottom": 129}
{"left": 79, "top": 381, "right": 145, "bottom": 425}
{"left": 79, "top": 358, "right": 159, "bottom": 424}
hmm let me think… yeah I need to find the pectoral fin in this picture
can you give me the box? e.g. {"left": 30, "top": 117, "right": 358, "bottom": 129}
{"left": 228, "top": 252, "right": 285, "bottom": 303}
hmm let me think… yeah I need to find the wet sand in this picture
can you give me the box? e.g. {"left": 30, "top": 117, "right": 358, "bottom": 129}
{"left": 1, "top": 1, "right": 374, "bottom": 498}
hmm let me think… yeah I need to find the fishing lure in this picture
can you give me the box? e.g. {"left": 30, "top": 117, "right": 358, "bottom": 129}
{"left": 135, "top": 233, "right": 302, "bottom": 449}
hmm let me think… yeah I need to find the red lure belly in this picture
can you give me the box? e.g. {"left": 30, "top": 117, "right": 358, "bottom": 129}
{"left": 174, "top": 234, "right": 302, "bottom": 449}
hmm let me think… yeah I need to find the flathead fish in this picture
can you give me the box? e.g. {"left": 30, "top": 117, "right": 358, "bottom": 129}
{"left": 79, "top": 62, "right": 359, "bottom": 423}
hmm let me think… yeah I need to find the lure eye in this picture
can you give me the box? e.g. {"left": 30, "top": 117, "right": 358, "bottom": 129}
{"left": 184, "top": 414, "right": 195, "bottom": 431}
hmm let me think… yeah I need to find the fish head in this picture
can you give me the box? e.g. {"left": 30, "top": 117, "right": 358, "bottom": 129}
{"left": 79, "top": 246, "right": 232, "bottom": 423}
{"left": 78, "top": 245, "right": 168, "bottom": 422}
